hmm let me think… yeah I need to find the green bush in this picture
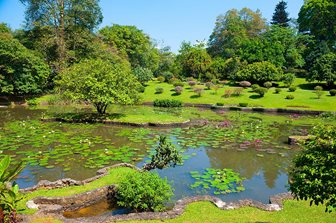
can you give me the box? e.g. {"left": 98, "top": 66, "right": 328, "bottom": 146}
{"left": 133, "top": 67, "right": 153, "bottom": 84}
{"left": 155, "top": 87, "right": 164, "bottom": 94}
{"left": 288, "top": 86, "right": 297, "bottom": 92}
{"left": 330, "top": 89, "right": 336, "bottom": 96}
{"left": 286, "top": 94, "right": 295, "bottom": 100}
{"left": 275, "top": 88, "right": 282, "bottom": 94}
{"left": 216, "top": 102, "right": 224, "bottom": 106}
{"left": 174, "top": 86, "right": 183, "bottom": 95}
{"left": 314, "top": 86, "right": 324, "bottom": 99}
{"left": 263, "top": 81, "right": 272, "bottom": 89}
{"left": 26, "top": 98, "right": 38, "bottom": 106}
{"left": 153, "top": 99, "right": 182, "bottom": 107}
{"left": 157, "top": 76, "right": 165, "bottom": 83}
{"left": 137, "top": 85, "right": 145, "bottom": 93}
{"left": 251, "top": 84, "right": 260, "bottom": 91}
{"left": 282, "top": 73, "right": 296, "bottom": 87}
{"left": 205, "top": 82, "right": 214, "bottom": 90}
{"left": 116, "top": 171, "right": 173, "bottom": 212}
{"left": 173, "top": 81, "right": 184, "bottom": 87}
{"left": 193, "top": 88, "right": 204, "bottom": 97}
{"left": 239, "top": 102, "right": 248, "bottom": 107}
{"left": 254, "top": 87, "right": 268, "bottom": 97}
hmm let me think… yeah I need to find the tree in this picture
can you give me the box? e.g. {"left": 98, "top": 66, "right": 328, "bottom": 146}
{"left": 0, "top": 32, "right": 50, "bottom": 95}
{"left": 132, "top": 66, "right": 153, "bottom": 85}
{"left": 271, "top": 1, "right": 290, "bottom": 27}
{"left": 99, "top": 25, "right": 160, "bottom": 71}
{"left": 235, "top": 61, "right": 283, "bottom": 83}
{"left": 0, "top": 23, "right": 11, "bottom": 33}
{"left": 20, "top": 0, "right": 103, "bottom": 71}
{"left": 208, "top": 8, "right": 267, "bottom": 58}
{"left": 298, "top": 0, "right": 336, "bottom": 48}
{"left": 57, "top": 59, "right": 140, "bottom": 114}
{"left": 308, "top": 53, "right": 336, "bottom": 86}
{"left": 143, "top": 136, "right": 183, "bottom": 171}
{"left": 289, "top": 125, "right": 336, "bottom": 212}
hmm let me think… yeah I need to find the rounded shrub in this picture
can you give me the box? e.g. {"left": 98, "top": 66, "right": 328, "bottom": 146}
{"left": 239, "top": 102, "right": 248, "bottom": 107}
{"left": 275, "top": 88, "right": 282, "bottom": 94}
{"left": 188, "top": 81, "right": 197, "bottom": 87}
{"left": 153, "top": 99, "right": 182, "bottom": 108}
{"left": 137, "top": 85, "right": 145, "bottom": 93}
{"left": 116, "top": 171, "right": 173, "bottom": 212}
{"left": 251, "top": 84, "right": 260, "bottom": 92}
{"left": 205, "top": 82, "right": 214, "bottom": 90}
{"left": 255, "top": 87, "right": 268, "bottom": 97}
{"left": 193, "top": 87, "right": 204, "bottom": 97}
{"left": 288, "top": 86, "right": 297, "bottom": 92}
{"left": 157, "top": 76, "right": 165, "bottom": 83}
{"left": 216, "top": 102, "right": 224, "bottom": 106}
{"left": 286, "top": 95, "right": 295, "bottom": 100}
{"left": 174, "top": 86, "right": 183, "bottom": 95}
{"left": 314, "top": 86, "right": 324, "bottom": 99}
{"left": 263, "top": 82, "right": 272, "bottom": 89}
{"left": 173, "top": 81, "right": 184, "bottom": 87}
{"left": 239, "top": 81, "right": 251, "bottom": 88}
{"left": 155, "top": 87, "right": 164, "bottom": 94}
{"left": 314, "top": 86, "right": 323, "bottom": 91}
{"left": 330, "top": 89, "right": 336, "bottom": 96}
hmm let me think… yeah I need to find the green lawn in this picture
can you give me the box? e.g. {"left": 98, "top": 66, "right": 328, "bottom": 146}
{"left": 142, "top": 78, "right": 336, "bottom": 111}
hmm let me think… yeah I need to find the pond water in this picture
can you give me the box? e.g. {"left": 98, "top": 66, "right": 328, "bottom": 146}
{"left": 0, "top": 106, "right": 315, "bottom": 212}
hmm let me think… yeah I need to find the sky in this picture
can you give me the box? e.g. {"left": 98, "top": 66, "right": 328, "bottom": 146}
{"left": 0, "top": 0, "right": 304, "bottom": 52}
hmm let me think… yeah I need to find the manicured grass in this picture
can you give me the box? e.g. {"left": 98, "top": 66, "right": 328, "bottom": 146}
{"left": 27, "top": 200, "right": 336, "bottom": 223}
{"left": 19, "top": 167, "right": 136, "bottom": 214}
{"left": 142, "top": 78, "right": 336, "bottom": 111}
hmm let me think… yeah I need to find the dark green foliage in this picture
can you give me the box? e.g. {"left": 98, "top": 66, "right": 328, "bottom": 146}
{"left": 308, "top": 53, "right": 336, "bottom": 86}
{"left": 216, "top": 102, "right": 224, "bottom": 106}
{"left": 153, "top": 99, "right": 182, "bottom": 108}
{"left": 0, "top": 33, "right": 50, "bottom": 95}
{"left": 275, "top": 88, "right": 282, "bottom": 94}
{"left": 254, "top": 87, "right": 268, "bottom": 97}
{"left": 251, "top": 84, "right": 260, "bottom": 91}
{"left": 116, "top": 171, "right": 173, "bottom": 212}
{"left": 239, "top": 102, "right": 248, "bottom": 107}
{"left": 236, "top": 61, "right": 282, "bottom": 83}
{"left": 155, "top": 87, "right": 164, "bottom": 94}
{"left": 173, "top": 81, "right": 184, "bottom": 87}
{"left": 157, "top": 76, "right": 165, "bottom": 83}
{"left": 282, "top": 73, "right": 296, "bottom": 87}
{"left": 330, "top": 89, "right": 336, "bottom": 96}
{"left": 133, "top": 67, "right": 154, "bottom": 84}
{"left": 288, "top": 86, "right": 297, "bottom": 92}
{"left": 289, "top": 125, "right": 336, "bottom": 212}
{"left": 143, "top": 136, "right": 183, "bottom": 171}
{"left": 271, "top": 1, "right": 290, "bottom": 27}
{"left": 0, "top": 23, "right": 11, "bottom": 33}
{"left": 286, "top": 95, "right": 295, "bottom": 100}
{"left": 264, "top": 82, "right": 273, "bottom": 89}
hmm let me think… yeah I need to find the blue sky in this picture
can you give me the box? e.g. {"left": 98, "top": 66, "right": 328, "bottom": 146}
{"left": 0, "top": 0, "right": 304, "bottom": 52}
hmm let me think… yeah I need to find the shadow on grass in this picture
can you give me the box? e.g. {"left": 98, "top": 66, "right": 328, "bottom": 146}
{"left": 190, "top": 95, "right": 201, "bottom": 99}
{"left": 249, "top": 95, "right": 263, "bottom": 99}
{"left": 171, "top": 93, "right": 181, "bottom": 96}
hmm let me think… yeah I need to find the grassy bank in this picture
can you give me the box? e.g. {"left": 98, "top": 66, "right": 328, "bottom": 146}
{"left": 141, "top": 78, "right": 336, "bottom": 111}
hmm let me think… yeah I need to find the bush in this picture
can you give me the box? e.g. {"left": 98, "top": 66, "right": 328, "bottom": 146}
{"left": 239, "top": 102, "right": 248, "bottom": 107}
{"left": 26, "top": 98, "right": 38, "bottom": 106}
{"left": 314, "top": 86, "right": 323, "bottom": 91}
{"left": 330, "top": 89, "right": 336, "bottom": 96}
{"left": 155, "top": 87, "right": 164, "bottom": 94}
{"left": 137, "top": 85, "right": 145, "bottom": 93}
{"left": 174, "top": 86, "right": 183, "bottom": 95}
{"left": 283, "top": 73, "right": 296, "bottom": 87}
{"left": 275, "top": 88, "right": 282, "bottom": 94}
{"left": 288, "top": 86, "right": 297, "bottom": 92}
{"left": 263, "top": 82, "right": 272, "bottom": 89}
{"left": 157, "top": 76, "right": 165, "bottom": 83}
{"left": 212, "top": 85, "right": 220, "bottom": 94}
{"left": 254, "top": 87, "right": 268, "bottom": 97}
{"left": 205, "top": 82, "right": 214, "bottom": 90}
{"left": 188, "top": 81, "right": 197, "bottom": 87}
{"left": 173, "top": 81, "right": 184, "bottom": 87}
{"left": 314, "top": 86, "right": 324, "bottom": 99}
{"left": 232, "top": 87, "right": 244, "bottom": 97}
{"left": 216, "top": 102, "right": 224, "bottom": 106}
{"left": 223, "top": 89, "right": 233, "bottom": 98}
{"left": 193, "top": 88, "right": 204, "bottom": 97}
{"left": 251, "top": 84, "right": 260, "bottom": 92}
{"left": 169, "top": 77, "right": 179, "bottom": 84}
{"left": 162, "top": 72, "right": 173, "bottom": 82}
{"left": 116, "top": 171, "right": 173, "bottom": 212}
{"left": 219, "top": 80, "right": 229, "bottom": 85}
{"left": 239, "top": 81, "right": 251, "bottom": 88}
{"left": 286, "top": 94, "right": 295, "bottom": 100}
{"left": 133, "top": 67, "right": 153, "bottom": 84}
{"left": 47, "top": 95, "right": 63, "bottom": 105}
{"left": 153, "top": 99, "right": 182, "bottom": 108}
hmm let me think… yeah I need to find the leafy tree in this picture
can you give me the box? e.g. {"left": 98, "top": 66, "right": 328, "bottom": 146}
{"left": 99, "top": 25, "right": 160, "bottom": 71}
{"left": 20, "top": 0, "right": 103, "bottom": 71}
{"left": 154, "top": 46, "right": 177, "bottom": 77}
{"left": 57, "top": 59, "right": 140, "bottom": 114}
{"left": 235, "top": 61, "right": 283, "bottom": 83}
{"left": 208, "top": 8, "right": 267, "bottom": 58}
{"left": 298, "top": 0, "right": 336, "bottom": 48}
{"left": 308, "top": 53, "right": 336, "bottom": 86}
{"left": 0, "top": 33, "right": 50, "bottom": 95}
{"left": 0, "top": 23, "right": 11, "bottom": 33}
{"left": 116, "top": 171, "right": 173, "bottom": 212}
{"left": 143, "top": 136, "right": 183, "bottom": 171}
{"left": 271, "top": 1, "right": 290, "bottom": 27}
{"left": 133, "top": 66, "right": 153, "bottom": 85}
{"left": 289, "top": 125, "right": 336, "bottom": 212}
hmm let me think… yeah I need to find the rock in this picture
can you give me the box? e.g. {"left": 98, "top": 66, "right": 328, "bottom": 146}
{"left": 288, "top": 136, "right": 312, "bottom": 145}
{"left": 266, "top": 204, "right": 281, "bottom": 211}
{"left": 214, "top": 200, "right": 226, "bottom": 208}
{"left": 26, "top": 200, "right": 39, "bottom": 209}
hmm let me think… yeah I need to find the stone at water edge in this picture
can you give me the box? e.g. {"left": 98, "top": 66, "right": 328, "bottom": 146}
{"left": 26, "top": 200, "right": 39, "bottom": 209}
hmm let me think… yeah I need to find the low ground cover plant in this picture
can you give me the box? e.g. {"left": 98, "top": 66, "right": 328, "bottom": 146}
{"left": 153, "top": 99, "right": 183, "bottom": 107}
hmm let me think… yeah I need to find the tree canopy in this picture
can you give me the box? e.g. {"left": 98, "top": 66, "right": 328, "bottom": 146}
{"left": 271, "top": 1, "right": 290, "bottom": 27}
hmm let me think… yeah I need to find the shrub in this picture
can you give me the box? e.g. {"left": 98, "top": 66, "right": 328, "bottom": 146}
{"left": 157, "top": 76, "right": 165, "bottom": 83}
{"left": 188, "top": 81, "right": 197, "bottom": 87}
{"left": 216, "top": 102, "right": 224, "bottom": 106}
{"left": 219, "top": 80, "right": 229, "bottom": 85}
{"left": 239, "top": 102, "right": 248, "bottom": 107}
{"left": 174, "top": 86, "right": 183, "bottom": 95}
{"left": 251, "top": 84, "right": 260, "bottom": 92}
{"left": 193, "top": 88, "right": 204, "bottom": 97}
{"left": 205, "top": 82, "right": 214, "bottom": 90}
{"left": 263, "top": 82, "right": 272, "bottom": 89}
{"left": 212, "top": 85, "right": 220, "bottom": 94}
{"left": 155, "top": 87, "right": 164, "bottom": 94}
{"left": 314, "top": 86, "right": 324, "bottom": 99}
{"left": 26, "top": 98, "right": 38, "bottom": 106}
{"left": 162, "top": 71, "right": 173, "bottom": 82}
{"left": 137, "top": 85, "right": 145, "bottom": 93}
{"left": 223, "top": 89, "right": 233, "bottom": 98}
{"left": 186, "top": 77, "right": 195, "bottom": 82}
{"left": 286, "top": 94, "right": 295, "bottom": 100}
{"left": 116, "top": 171, "right": 173, "bottom": 212}
{"left": 239, "top": 81, "right": 251, "bottom": 88}
{"left": 275, "top": 88, "right": 282, "bottom": 94}
{"left": 254, "top": 87, "right": 268, "bottom": 97}
{"left": 169, "top": 77, "right": 179, "bottom": 84}
{"left": 283, "top": 73, "right": 296, "bottom": 87}
{"left": 173, "top": 81, "right": 184, "bottom": 87}
{"left": 232, "top": 87, "right": 244, "bottom": 97}
{"left": 330, "top": 89, "right": 336, "bottom": 96}
{"left": 153, "top": 99, "right": 182, "bottom": 107}
{"left": 211, "top": 78, "right": 219, "bottom": 84}
{"left": 47, "top": 94, "right": 63, "bottom": 105}
{"left": 288, "top": 86, "right": 297, "bottom": 92}
{"left": 133, "top": 67, "right": 153, "bottom": 84}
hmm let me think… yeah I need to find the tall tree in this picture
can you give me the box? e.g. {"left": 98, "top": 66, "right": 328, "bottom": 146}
{"left": 20, "top": 0, "right": 103, "bottom": 71}
{"left": 271, "top": 1, "right": 290, "bottom": 27}
{"left": 208, "top": 8, "right": 267, "bottom": 58}
{"left": 298, "top": 0, "right": 336, "bottom": 48}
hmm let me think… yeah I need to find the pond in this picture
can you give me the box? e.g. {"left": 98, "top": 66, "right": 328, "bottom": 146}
{"left": 0, "top": 106, "right": 323, "bottom": 212}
